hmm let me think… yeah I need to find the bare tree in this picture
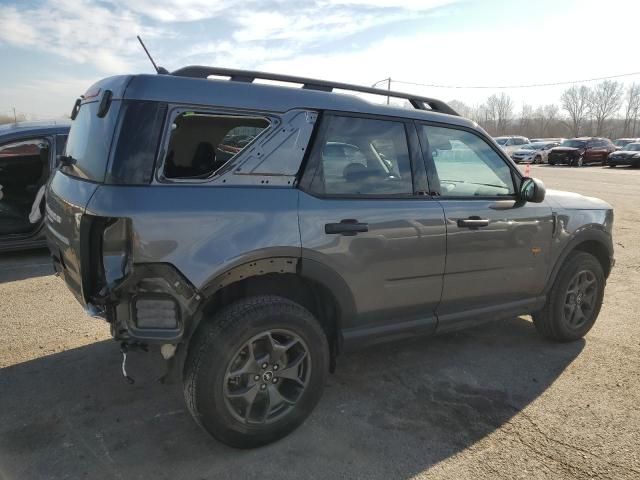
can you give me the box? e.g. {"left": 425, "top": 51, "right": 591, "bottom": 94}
{"left": 561, "top": 85, "right": 590, "bottom": 137}
{"left": 541, "top": 104, "right": 559, "bottom": 136}
{"left": 486, "top": 93, "right": 513, "bottom": 135}
{"left": 448, "top": 99, "right": 472, "bottom": 118}
{"left": 519, "top": 104, "right": 534, "bottom": 134}
{"left": 622, "top": 83, "right": 640, "bottom": 137}
{"left": 588, "top": 80, "right": 623, "bottom": 136}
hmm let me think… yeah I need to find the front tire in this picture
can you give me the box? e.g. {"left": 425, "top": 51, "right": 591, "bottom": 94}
{"left": 534, "top": 155, "right": 541, "bottom": 164}
{"left": 183, "top": 295, "right": 329, "bottom": 448}
{"left": 533, "top": 252, "right": 605, "bottom": 342}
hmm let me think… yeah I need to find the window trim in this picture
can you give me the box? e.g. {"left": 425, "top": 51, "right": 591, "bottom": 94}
{"left": 415, "top": 120, "right": 523, "bottom": 201}
{"left": 298, "top": 110, "right": 430, "bottom": 200}
{"left": 154, "top": 105, "right": 275, "bottom": 184}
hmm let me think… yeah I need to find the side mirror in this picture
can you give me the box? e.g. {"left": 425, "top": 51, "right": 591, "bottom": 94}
{"left": 520, "top": 177, "right": 546, "bottom": 203}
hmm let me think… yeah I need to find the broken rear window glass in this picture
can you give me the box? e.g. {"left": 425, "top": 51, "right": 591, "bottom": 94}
{"left": 162, "top": 113, "right": 269, "bottom": 179}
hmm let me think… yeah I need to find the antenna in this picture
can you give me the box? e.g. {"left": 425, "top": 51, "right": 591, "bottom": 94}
{"left": 137, "top": 35, "right": 168, "bottom": 74}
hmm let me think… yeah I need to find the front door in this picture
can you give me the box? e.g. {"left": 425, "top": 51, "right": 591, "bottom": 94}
{"left": 0, "top": 136, "right": 51, "bottom": 240}
{"left": 416, "top": 123, "right": 553, "bottom": 330}
{"left": 298, "top": 114, "right": 446, "bottom": 346}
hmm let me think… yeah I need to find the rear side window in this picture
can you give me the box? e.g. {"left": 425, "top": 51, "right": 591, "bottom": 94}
{"left": 64, "top": 101, "right": 119, "bottom": 182}
{"left": 162, "top": 112, "right": 269, "bottom": 180}
{"left": 307, "top": 115, "right": 413, "bottom": 196}
{"left": 109, "top": 101, "right": 167, "bottom": 184}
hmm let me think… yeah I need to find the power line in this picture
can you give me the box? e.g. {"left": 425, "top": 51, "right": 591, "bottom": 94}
{"left": 391, "top": 71, "right": 640, "bottom": 90}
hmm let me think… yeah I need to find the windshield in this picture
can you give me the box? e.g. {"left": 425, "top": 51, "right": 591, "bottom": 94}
{"left": 522, "top": 143, "right": 546, "bottom": 150}
{"left": 494, "top": 137, "right": 508, "bottom": 145}
{"left": 626, "top": 143, "right": 640, "bottom": 151}
{"left": 560, "top": 139, "right": 586, "bottom": 148}
{"left": 614, "top": 139, "right": 633, "bottom": 147}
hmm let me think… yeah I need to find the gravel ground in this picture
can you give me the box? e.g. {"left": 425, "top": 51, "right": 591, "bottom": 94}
{"left": 0, "top": 164, "right": 639, "bottom": 480}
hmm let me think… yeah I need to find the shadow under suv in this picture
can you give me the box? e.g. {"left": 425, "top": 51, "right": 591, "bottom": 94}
{"left": 46, "top": 67, "right": 614, "bottom": 448}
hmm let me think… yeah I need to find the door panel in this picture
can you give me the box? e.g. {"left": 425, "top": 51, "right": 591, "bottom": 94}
{"left": 299, "top": 194, "right": 446, "bottom": 331}
{"left": 416, "top": 122, "right": 553, "bottom": 329}
{"left": 436, "top": 199, "right": 553, "bottom": 318}
{"left": 298, "top": 113, "right": 446, "bottom": 340}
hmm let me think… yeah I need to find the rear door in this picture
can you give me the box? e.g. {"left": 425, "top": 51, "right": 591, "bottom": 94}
{"left": 416, "top": 123, "right": 553, "bottom": 331}
{"left": 298, "top": 113, "right": 446, "bottom": 346}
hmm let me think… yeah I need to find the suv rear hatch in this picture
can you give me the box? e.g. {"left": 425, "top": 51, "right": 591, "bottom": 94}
{"left": 46, "top": 76, "right": 167, "bottom": 309}
{"left": 46, "top": 78, "right": 126, "bottom": 307}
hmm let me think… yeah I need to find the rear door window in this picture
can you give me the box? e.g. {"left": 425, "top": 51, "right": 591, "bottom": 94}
{"left": 304, "top": 115, "right": 413, "bottom": 196}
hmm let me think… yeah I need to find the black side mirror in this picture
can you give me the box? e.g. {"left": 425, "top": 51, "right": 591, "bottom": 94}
{"left": 520, "top": 177, "right": 545, "bottom": 203}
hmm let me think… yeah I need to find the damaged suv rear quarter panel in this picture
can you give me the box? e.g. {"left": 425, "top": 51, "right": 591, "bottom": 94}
{"left": 86, "top": 185, "right": 302, "bottom": 291}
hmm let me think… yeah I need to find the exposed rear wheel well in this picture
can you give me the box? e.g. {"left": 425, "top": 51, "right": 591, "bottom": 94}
{"left": 193, "top": 273, "right": 341, "bottom": 368}
{"left": 573, "top": 240, "right": 612, "bottom": 278}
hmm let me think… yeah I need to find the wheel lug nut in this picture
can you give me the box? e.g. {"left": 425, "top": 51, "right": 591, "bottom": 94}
{"left": 273, "top": 364, "right": 279, "bottom": 371}
{"left": 254, "top": 375, "right": 260, "bottom": 381}
{"left": 261, "top": 363, "right": 268, "bottom": 369}
{"left": 273, "top": 378, "right": 278, "bottom": 384}
{"left": 260, "top": 384, "right": 267, "bottom": 390}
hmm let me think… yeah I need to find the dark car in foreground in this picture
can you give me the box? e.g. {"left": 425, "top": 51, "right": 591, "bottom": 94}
{"left": 0, "top": 121, "right": 69, "bottom": 252}
{"left": 548, "top": 137, "right": 616, "bottom": 166}
{"left": 607, "top": 142, "right": 640, "bottom": 167}
{"left": 46, "top": 67, "right": 614, "bottom": 448}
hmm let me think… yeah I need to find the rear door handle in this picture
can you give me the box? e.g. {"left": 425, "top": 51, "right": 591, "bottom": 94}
{"left": 325, "top": 219, "right": 369, "bottom": 235}
{"left": 457, "top": 216, "right": 490, "bottom": 229}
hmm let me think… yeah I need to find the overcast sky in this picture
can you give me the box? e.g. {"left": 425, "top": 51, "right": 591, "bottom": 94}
{"left": 1, "top": 0, "right": 638, "bottom": 118}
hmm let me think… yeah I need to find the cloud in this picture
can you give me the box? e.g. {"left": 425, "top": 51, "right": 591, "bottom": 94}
{"left": 111, "top": 0, "right": 234, "bottom": 22}
{"left": 0, "top": 0, "right": 161, "bottom": 74}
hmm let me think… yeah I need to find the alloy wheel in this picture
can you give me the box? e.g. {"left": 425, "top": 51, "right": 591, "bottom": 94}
{"left": 223, "top": 329, "right": 311, "bottom": 425}
{"left": 563, "top": 270, "right": 597, "bottom": 329}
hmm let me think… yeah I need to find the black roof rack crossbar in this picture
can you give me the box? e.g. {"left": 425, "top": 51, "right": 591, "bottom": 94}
{"left": 170, "top": 66, "right": 459, "bottom": 116}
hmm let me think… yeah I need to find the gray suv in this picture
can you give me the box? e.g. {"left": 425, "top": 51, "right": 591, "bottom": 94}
{"left": 46, "top": 67, "right": 614, "bottom": 448}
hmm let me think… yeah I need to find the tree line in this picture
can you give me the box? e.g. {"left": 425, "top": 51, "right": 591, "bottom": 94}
{"left": 449, "top": 81, "right": 640, "bottom": 139}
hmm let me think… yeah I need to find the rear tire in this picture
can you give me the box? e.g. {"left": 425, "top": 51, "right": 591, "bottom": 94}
{"left": 533, "top": 252, "right": 605, "bottom": 342}
{"left": 183, "top": 295, "right": 329, "bottom": 448}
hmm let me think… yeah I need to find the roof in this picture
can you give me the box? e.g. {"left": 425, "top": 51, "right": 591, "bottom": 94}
{"left": 86, "top": 72, "right": 478, "bottom": 130}
{"left": 0, "top": 120, "right": 70, "bottom": 141}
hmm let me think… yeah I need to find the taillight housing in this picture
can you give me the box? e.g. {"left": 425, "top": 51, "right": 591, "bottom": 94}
{"left": 102, "top": 217, "right": 131, "bottom": 288}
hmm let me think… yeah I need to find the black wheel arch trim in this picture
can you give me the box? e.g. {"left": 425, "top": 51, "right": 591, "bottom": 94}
{"left": 186, "top": 254, "right": 356, "bottom": 349}
{"left": 546, "top": 227, "right": 613, "bottom": 294}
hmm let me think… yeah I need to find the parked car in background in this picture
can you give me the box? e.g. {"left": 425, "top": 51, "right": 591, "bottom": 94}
{"left": 0, "top": 121, "right": 69, "bottom": 252}
{"left": 548, "top": 137, "right": 616, "bottom": 166}
{"left": 613, "top": 138, "right": 640, "bottom": 150}
{"left": 531, "top": 137, "right": 564, "bottom": 143}
{"left": 607, "top": 142, "right": 640, "bottom": 167}
{"left": 494, "top": 135, "right": 530, "bottom": 155}
{"left": 511, "top": 141, "right": 560, "bottom": 164}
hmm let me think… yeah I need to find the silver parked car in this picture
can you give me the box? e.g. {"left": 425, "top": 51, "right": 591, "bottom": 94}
{"left": 494, "top": 135, "right": 530, "bottom": 155}
{"left": 511, "top": 141, "right": 560, "bottom": 164}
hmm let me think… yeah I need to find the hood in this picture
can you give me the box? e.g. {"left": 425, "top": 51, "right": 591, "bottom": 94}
{"left": 513, "top": 148, "right": 536, "bottom": 155}
{"left": 550, "top": 147, "right": 582, "bottom": 153}
{"left": 545, "top": 189, "right": 612, "bottom": 210}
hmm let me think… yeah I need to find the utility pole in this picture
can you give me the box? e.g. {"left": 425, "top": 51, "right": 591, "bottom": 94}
{"left": 13, "top": 107, "right": 17, "bottom": 123}
{"left": 372, "top": 77, "right": 392, "bottom": 105}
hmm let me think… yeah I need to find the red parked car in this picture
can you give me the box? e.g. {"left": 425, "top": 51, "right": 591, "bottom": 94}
{"left": 547, "top": 137, "right": 616, "bottom": 166}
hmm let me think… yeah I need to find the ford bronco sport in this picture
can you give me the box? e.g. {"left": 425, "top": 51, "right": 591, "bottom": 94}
{"left": 46, "top": 67, "right": 614, "bottom": 448}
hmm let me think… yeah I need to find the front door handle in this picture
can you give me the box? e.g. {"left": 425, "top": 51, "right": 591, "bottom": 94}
{"left": 457, "top": 216, "right": 490, "bottom": 229}
{"left": 325, "top": 219, "right": 369, "bottom": 235}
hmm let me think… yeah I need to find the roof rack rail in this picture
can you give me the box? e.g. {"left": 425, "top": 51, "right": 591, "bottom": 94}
{"left": 170, "top": 66, "right": 459, "bottom": 116}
